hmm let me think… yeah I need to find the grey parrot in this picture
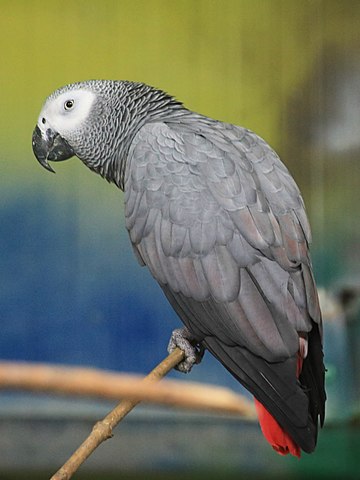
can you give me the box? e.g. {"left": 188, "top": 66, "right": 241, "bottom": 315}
{"left": 32, "top": 80, "right": 325, "bottom": 457}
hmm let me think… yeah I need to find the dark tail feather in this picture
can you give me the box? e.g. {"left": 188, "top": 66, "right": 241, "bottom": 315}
{"left": 299, "top": 324, "right": 326, "bottom": 428}
{"left": 254, "top": 353, "right": 303, "bottom": 458}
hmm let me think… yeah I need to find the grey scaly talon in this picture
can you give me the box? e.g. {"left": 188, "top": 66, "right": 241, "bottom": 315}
{"left": 167, "top": 327, "right": 205, "bottom": 373}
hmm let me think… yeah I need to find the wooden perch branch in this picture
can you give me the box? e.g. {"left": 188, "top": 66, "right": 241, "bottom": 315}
{"left": 50, "top": 348, "right": 187, "bottom": 480}
{"left": 0, "top": 350, "right": 256, "bottom": 480}
{"left": 0, "top": 356, "right": 255, "bottom": 417}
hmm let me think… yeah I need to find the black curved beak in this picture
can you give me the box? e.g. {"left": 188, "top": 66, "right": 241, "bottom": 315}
{"left": 32, "top": 125, "right": 75, "bottom": 173}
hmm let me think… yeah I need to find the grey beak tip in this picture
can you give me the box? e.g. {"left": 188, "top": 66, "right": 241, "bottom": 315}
{"left": 32, "top": 125, "right": 73, "bottom": 172}
{"left": 43, "top": 162, "right": 56, "bottom": 174}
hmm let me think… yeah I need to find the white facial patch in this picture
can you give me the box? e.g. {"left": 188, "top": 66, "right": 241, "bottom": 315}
{"left": 38, "top": 89, "right": 96, "bottom": 135}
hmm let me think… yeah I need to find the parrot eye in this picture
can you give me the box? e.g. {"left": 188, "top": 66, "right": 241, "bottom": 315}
{"left": 64, "top": 99, "right": 75, "bottom": 111}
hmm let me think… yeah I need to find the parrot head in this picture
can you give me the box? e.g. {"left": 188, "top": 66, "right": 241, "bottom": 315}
{"left": 32, "top": 80, "right": 138, "bottom": 179}
{"left": 32, "top": 80, "right": 182, "bottom": 183}
{"left": 32, "top": 84, "right": 102, "bottom": 173}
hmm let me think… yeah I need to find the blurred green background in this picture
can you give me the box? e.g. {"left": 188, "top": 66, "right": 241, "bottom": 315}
{"left": 1, "top": 0, "right": 360, "bottom": 478}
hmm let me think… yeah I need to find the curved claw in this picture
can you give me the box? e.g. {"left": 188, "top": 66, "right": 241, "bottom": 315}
{"left": 167, "top": 327, "right": 205, "bottom": 373}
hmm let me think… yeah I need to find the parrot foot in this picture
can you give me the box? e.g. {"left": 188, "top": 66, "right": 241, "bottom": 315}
{"left": 167, "top": 327, "right": 205, "bottom": 373}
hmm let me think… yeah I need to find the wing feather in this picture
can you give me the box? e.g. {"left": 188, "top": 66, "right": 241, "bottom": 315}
{"left": 200, "top": 245, "right": 240, "bottom": 302}
{"left": 124, "top": 119, "right": 325, "bottom": 452}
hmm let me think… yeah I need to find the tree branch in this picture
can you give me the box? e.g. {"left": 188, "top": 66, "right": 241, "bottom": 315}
{"left": 50, "top": 348, "right": 188, "bottom": 480}
{"left": 0, "top": 356, "right": 255, "bottom": 417}
{"left": 0, "top": 351, "right": 256, "bottom": 480}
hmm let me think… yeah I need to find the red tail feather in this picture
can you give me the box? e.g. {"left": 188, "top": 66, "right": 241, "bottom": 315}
{"left": 254, "top": 398, "right": 301, "bottom": 457}
{"left": 255, "top": 353, "right": 304, "bottom": 458}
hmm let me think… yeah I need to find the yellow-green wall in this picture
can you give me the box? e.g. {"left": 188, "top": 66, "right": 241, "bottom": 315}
{"left": 2, "top": 0, "right": 359, "bottom": 162}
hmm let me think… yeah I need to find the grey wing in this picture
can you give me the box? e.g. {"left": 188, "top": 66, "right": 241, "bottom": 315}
{"left": 124, "top": 120, "right": 324, "bottom": 452}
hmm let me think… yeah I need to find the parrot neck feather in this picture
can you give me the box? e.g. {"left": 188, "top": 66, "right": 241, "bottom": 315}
{"left": 91, "top": 82, "right": 187, "bottom": 190}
